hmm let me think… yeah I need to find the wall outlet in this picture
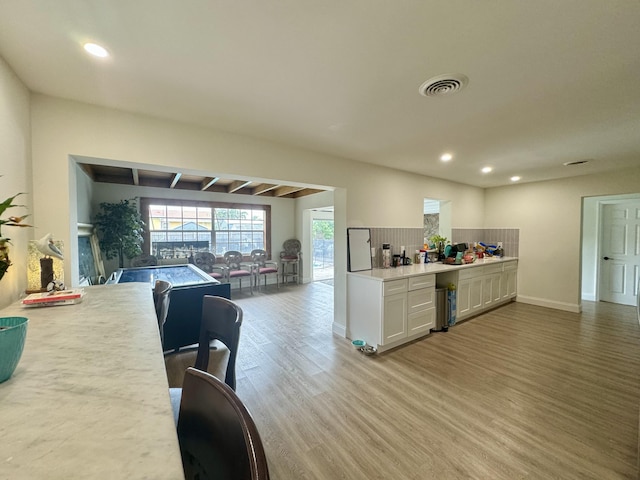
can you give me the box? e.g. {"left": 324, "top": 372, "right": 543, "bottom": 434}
{"left": 497, "top": 241, "right": 503, "bottom": 248}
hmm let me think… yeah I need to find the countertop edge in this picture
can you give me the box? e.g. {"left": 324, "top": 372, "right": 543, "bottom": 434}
{"left": 347, "top": 257, "right": 518, "bottom": 281}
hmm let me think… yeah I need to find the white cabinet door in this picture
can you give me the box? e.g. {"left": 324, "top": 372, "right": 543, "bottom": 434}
{"left": 469, "top": 277, "right": 483, "bottom": 316}
{"left": 457, "top": 279, "right": 472, "bottom": 319}
{"left": 506, "top": 269, "right": 517, "bottom": 298}
{"left": 382, "top": 292, "right": 407, "bottom": 344}
{"left": 484, "top": 273, "right": 501, "bottom": 308}
{"left": 502, "top": 262, "right": 518, "bottom": 300}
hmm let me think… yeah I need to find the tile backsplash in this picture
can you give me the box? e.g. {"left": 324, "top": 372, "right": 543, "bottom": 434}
{"left": 362, "top": 227, "right": 520, "bottom": 268}
{"left": 452, "top": 228, "right": 520, "bottom": 257}
{"left": 369, "top": 228, "right": 424, "bottom": 268}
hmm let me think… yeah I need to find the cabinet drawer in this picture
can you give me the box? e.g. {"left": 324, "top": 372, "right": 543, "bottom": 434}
{"left": 408, "top": 274, "right": 435, "bottom": 291}
{"left": 459, "top": 266, "right": 485, "bottom": 280}
{"left": 503, "top": 261, "right": 518, "bottom": 272}
{"left": 484, "top": 263, "right": 503, "bottom": 275}
{"left": 408, "top": 288, "right": 435, "bottom": 313}
{"left": 383, "top": 279, "right": 408, "bottom": 296}
{"left": 408, "top": 308, "right": 435, "bottom": 336}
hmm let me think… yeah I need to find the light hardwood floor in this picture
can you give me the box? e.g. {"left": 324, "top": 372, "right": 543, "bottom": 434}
{"left": 169, "top": 282, "right": 640, "bottom": 479}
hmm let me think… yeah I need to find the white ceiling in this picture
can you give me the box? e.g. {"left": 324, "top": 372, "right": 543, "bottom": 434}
{"left": 1, "top": 1, "right": 639, "bottom": 188}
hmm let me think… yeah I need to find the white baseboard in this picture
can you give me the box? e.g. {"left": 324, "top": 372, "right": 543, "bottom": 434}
{"left": 581, "top": 293, "right": 596, "bottom": 301}
{"left": 332, "top": 322, "right": 346, "bottom": 338}
{"left": 516, "top": 295, "right": 581, "bottom": 313}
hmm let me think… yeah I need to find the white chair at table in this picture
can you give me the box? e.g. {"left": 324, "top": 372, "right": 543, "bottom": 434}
{"left": 223, "top": 250, "right": 254, "bottom": 294}
{"left": 279, "top": 239, "right": 301, "bottom": 285}
{"left": 192, "top": 251, "right": 228, "bottom": 283}
{"left": 250, "top": 249, "right": 278, "bottom": 290}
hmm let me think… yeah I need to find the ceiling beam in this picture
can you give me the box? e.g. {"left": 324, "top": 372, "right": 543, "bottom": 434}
{"left": 227, "top": 180, "right": 252, "bottom": 193}
{"left": 169, "top": 173, "right": 182, "bottom": 189}
{"left": 78, "top": 164, "right": 96, "bottom": 181}
{"left": 251, "top": 183, "right": 278, "bottom": 195}
{"left": 273, "top": 185, "right": 305, "bottom": 197}
{"left": 201, "top": 177, "right": 220, "bottom": 191}
{"left": 131, "top": 168, "right": 139, "bottom": 186}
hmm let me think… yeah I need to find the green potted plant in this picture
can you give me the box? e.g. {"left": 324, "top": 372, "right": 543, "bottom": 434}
{"left": 94, "top": 199, "right": 145, "bottom": 269}
{"left": 0, "top": 191, "right": 31, "bottom": 282}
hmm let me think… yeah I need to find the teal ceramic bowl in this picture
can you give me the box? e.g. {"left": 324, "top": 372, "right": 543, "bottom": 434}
{"left": 0, "top": 316, "right": 28, "bottom": 383}
{"left": 352, "top": 339, "right": 366, "bottom": 349}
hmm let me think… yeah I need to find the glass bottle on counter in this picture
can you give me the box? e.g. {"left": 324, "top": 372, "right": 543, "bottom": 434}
{"left": 382, "top": 243, "right": 391, "bottom": 268}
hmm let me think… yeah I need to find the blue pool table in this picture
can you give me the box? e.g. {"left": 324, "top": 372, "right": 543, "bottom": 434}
{"left": 109, "top": 264, "right": 231, "bottom": 351}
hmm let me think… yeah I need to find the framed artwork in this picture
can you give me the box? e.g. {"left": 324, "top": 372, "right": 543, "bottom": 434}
{"left": 78, "top": 223, "right": 105, "bottom": 284}
{"left": 347, "top": 227, "right": 372, "bottom": 272}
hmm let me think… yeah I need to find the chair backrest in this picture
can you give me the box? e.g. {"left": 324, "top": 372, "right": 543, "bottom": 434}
{"left": 250, "top": 249, "right": 268, "bottom": 267}
{"left": 223, "top": 250, "right": 247, "bottom": 272}
{"left": 132, "top": 254, "right": 158, "bottom": 267}
{"left": 177, "top": 367, "right": 270, "bottom": 480}
{"left": 193, "top": 251, "right": 217, "bottom": 272}
{"left": 280, "top": 239, "right": 301, "bottom": 259}
{"left": 153, "top": 280, "right": 172, "bottom": 345}
{"left": 195, "top": 295, "right": 243, "bottom": 390}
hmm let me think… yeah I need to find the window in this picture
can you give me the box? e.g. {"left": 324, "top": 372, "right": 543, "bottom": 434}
{"left": 141, "top": 198, "right": 271, "bottom": 259}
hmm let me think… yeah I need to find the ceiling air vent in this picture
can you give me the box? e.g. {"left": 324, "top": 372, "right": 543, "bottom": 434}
{"left": 563, "top": 160, "right": 590, "bottom": 166}
{"left": 419, "top": 74, "right": 469, "bottom": 97}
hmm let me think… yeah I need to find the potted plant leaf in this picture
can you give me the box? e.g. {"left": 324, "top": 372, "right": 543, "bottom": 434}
{"left": 0, "top": 191, "right": 31, "bottom": 282}
{"left": 94, "top": 199, "right": 145, "bottom": 269}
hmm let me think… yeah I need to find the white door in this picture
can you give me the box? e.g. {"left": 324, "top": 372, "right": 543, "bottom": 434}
{"left": 600, "top": 202, "right": 640, "bottom": 305}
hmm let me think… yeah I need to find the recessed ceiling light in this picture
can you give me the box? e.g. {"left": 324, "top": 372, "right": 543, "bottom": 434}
{"left": 440, "top": 153, "right": 453, "bottom": 162}
{"left": 510, "top": 176, "right": 521, "bottom": 182}
{"left": 83, "top": 43, "right": 109, "bottom": 58}
{"left": 481, "top": 166, "right": 493, "bottom": 174}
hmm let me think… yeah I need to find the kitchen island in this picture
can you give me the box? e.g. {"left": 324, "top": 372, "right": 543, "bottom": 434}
{"left": 0, "top": 283, "right": 184, "bottom": 480}
{"left": 347, "top": 257, "right": 517, "bottom": 352}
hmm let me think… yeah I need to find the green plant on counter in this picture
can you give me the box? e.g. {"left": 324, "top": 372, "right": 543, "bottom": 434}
{"left": 428, "top": 234, "right": 450, "bottom": 248}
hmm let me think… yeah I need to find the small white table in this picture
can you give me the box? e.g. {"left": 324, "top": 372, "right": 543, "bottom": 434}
{"left": 0, "top": 283, "right": 184, "bottom": 479}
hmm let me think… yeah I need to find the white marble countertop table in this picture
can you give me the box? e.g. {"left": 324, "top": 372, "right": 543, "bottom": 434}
{"left": 0, "top": 283, "right": 184, "bottom": 480}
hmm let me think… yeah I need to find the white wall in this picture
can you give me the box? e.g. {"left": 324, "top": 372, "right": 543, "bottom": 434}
{"left": 30, "top": 94, "right": 484, "bottom": 334}
{"left": 485, "top": 167, "right": 640, "bottom": 312}
{"left": 75, "top": 163, "right": 93, "bottom": 224}
{"left": 0, "top": 56, "right": 31, "bottom": 309}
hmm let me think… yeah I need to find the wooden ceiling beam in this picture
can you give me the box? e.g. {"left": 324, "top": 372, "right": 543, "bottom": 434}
{"left": 169, "top": 173, "right": 182, "bottom": 189}
{"left": 78, "top": 163, "right": 96, "bottom": 181}
{"left": 227, "top": 180, "right": 252, "bottom": 193}
{"left": 251, "top": 183, "right": 278, "bottom": 195}
{"left": 201, "top": 177, "right": 220, "bottom": 191}
{"left": 131, "top": 168, "right": 139, "bottom": 186}
{"left": 273, "top": 185, "right": 305, "bottom": 197}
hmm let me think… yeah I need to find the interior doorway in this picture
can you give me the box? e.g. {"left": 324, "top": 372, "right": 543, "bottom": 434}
{"left": 311, "top": 209, "right": 334, "bottom": 283}
{"left": 582, "top": 193, "right": 640, "bottom": 306}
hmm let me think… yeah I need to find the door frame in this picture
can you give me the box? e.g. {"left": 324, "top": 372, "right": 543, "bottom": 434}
{"left": 581, "top": 193, "right": 640, "bottom": 303}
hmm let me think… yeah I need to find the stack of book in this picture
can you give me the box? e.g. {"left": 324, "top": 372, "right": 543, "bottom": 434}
{"left": 22, "top": 289, "right": 85, "bottom": 307}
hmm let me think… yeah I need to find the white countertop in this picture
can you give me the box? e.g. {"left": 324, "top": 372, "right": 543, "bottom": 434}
{"left": 0, "top": 283, "right": 184, "bottom": 480}
{"left": 348, "top": 256, "right": 518, "bottom": 281}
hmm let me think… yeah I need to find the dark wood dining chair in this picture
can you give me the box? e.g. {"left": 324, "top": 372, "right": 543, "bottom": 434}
{"left": 153, "top": 279, "right": 172, "bottom": 346}
{"left": 177, "top": 367, "right": 270, "bottom": 480}
{"left": 168, "top": 295, "right": 243, "bottom": 422}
